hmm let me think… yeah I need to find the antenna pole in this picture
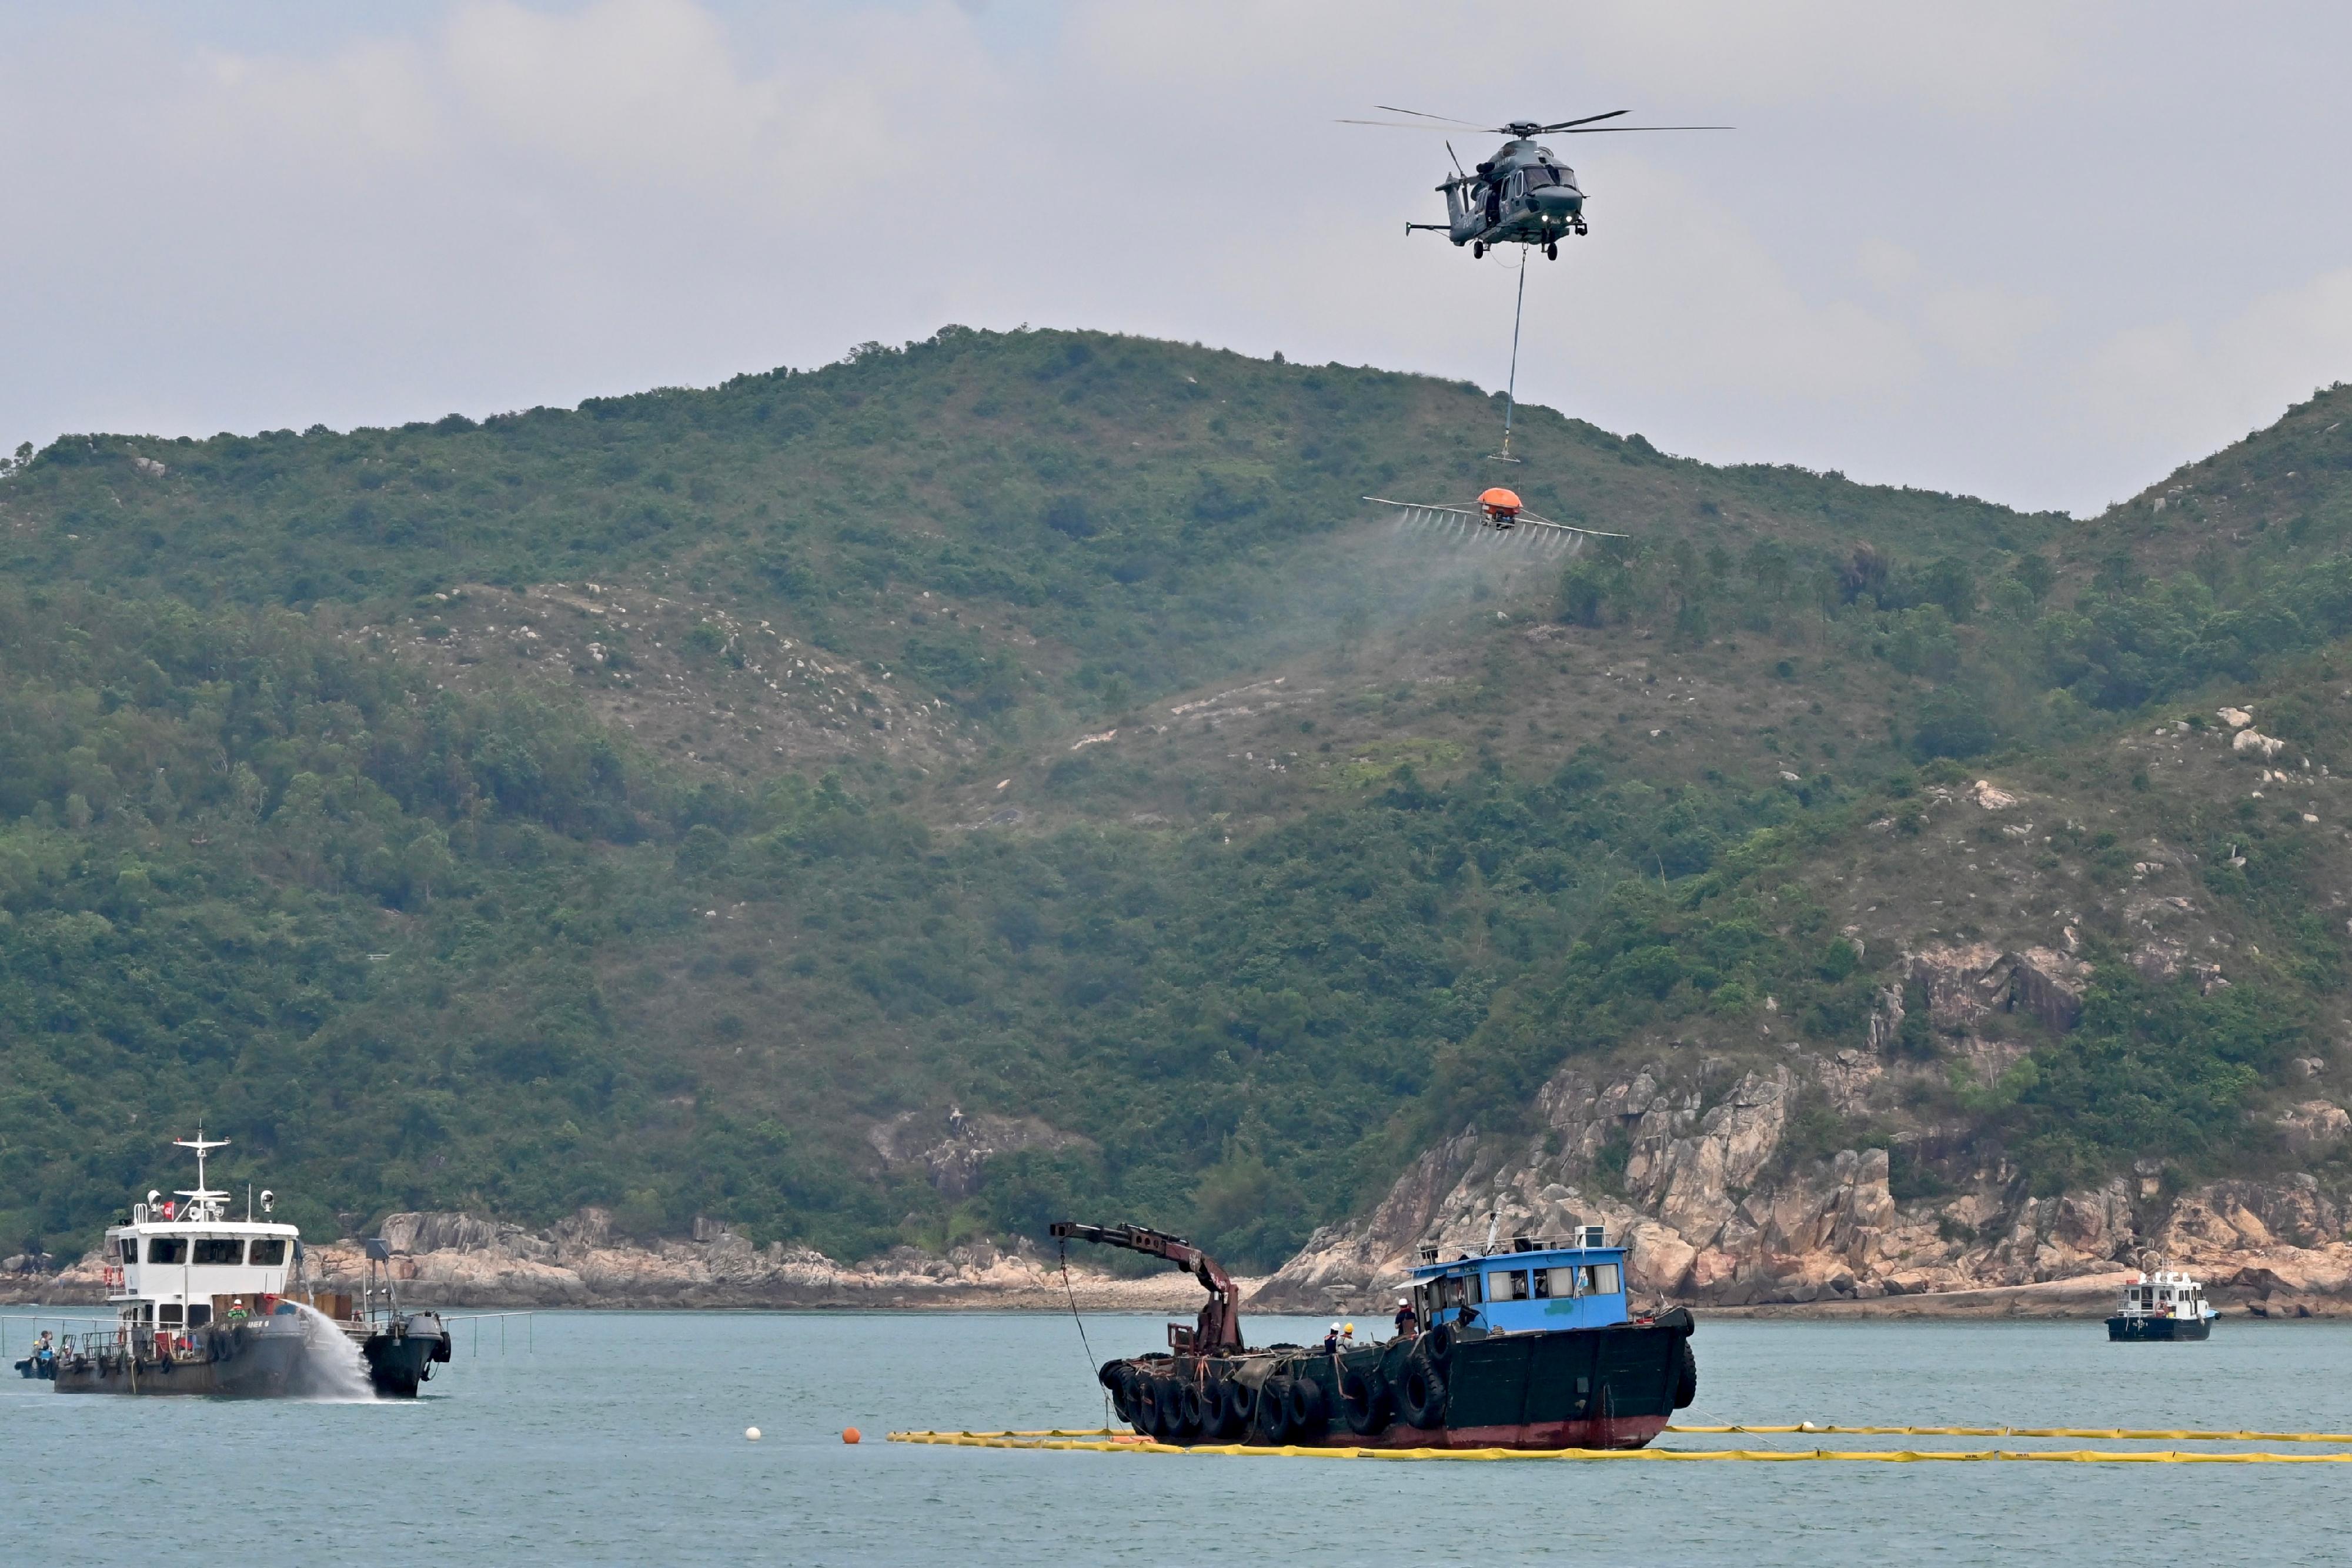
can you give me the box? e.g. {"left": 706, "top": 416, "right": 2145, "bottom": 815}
{"left": 1495, "top": 247, "right": 1528, "bottom": 462}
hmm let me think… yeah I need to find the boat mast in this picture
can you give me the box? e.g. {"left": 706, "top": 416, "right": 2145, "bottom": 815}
{"left": 172, "top": 1130, "right": 229, "bottom": 1336}
{"left": 173, "top": 1131, "right": 230, "bottom": 1219}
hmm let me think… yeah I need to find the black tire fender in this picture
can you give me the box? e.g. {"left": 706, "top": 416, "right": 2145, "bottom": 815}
{"left": 1672, "top": 1338, "right": 1699, "bottom": 1410}
{"left": 1224, "top": 1378, "right": 1257, "bottom": 1432}
{"left": 1398, "top": 1351, "right": 1448, "bottom": 1429}
{"left": 1338, "top": 1363, "right": 1394, "bottom": 1437}
{"left": 1252, "top": 1375, "right": 1295, "bottom": 1445}
{"left": 1285, "top": 1375, "right": 1328, "bottom": 1439}
{"left": 1138, "top": 1376, "right": 1172, "bottom": 1437}
{"left": 1420, "top": 1322, "right": 1456, "bottom": 1370}
{"left": 1175, "top": 1382, "right": 1206, "bottom": 1439}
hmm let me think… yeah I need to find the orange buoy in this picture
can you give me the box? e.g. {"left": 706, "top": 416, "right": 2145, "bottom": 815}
{"left": 1476, "top": 486, "right": 1523, "bottom": 520}
{"left": 842, "top": 1427, "right": 862, "bottom": 1445}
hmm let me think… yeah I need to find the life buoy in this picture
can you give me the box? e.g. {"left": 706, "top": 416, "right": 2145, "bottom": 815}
{"left": 1398, "top": 1351, "right": 1448, "bottom": 1429}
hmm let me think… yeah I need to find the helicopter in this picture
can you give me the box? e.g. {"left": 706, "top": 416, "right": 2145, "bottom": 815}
{"left": 1341, "top": 107, "right": 1730, "bottom": 259}
{"left": 1363, "top": 489, "right": 1625, "bottom": 556}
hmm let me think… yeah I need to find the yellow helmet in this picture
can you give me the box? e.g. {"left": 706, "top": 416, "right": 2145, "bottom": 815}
{"left": 1344, "top": 1323, "right": 1355, "bottom": 1335}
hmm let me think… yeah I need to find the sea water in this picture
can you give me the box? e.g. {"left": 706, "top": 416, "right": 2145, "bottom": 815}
{"left": 5, "top": 1310, "right": 2350, "bottom": 1564}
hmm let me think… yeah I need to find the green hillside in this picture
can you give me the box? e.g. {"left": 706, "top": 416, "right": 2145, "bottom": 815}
{"left": 4, "top": 329, "right": 2350, "bottom": 1269}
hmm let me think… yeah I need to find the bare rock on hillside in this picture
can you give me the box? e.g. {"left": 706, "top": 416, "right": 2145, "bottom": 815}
{"left": 2278, "top": 1101, "right": 2352, "bottom": 1154}
{"left": 867, "top": 1107, "right": 1090, "bottom": 1198}
{"left": 1258, "top": 1041, "right": 2352, "bottom": 1318}
{"left": 1907, "top": 943, "right": 2010, "bottom": 1029}
{"left": 2010, "top": 946, "right": 2090, "bottom": 1031}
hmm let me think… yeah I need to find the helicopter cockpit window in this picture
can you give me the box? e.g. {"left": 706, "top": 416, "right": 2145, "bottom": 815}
{"left": 1523, "top": 166, "right": 1564, "bottom": 189}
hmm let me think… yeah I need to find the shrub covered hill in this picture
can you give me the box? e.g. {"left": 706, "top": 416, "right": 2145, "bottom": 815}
{"left": 4, "top": 326, "right": 2351, "bottom": 1296}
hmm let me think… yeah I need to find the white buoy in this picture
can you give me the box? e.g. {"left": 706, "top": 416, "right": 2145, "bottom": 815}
{"left": 746, "top": 1426, "right": 762, "bottom": 1441}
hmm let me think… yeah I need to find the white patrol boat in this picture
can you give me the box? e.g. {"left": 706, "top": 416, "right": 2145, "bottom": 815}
{"left": 2106, "top": 1262, "right": 2216, "bottom": 1342}
{"left": 38, "top": 1132, "right": 451, "bottom": 1397}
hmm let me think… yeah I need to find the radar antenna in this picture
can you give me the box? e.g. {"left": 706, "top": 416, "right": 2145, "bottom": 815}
{"left": 172, "top": 1129, "right": 232, "bottom": 1219}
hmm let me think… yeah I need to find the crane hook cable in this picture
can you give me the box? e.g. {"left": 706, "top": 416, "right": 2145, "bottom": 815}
{"left": 1057, "top": 1238, "right": 1110, "bottom": 1429}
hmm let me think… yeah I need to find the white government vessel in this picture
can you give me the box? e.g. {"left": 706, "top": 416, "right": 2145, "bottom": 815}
{"left": 31, "top": 1132, "right": 450, "bottom": 1396}
{"left": 2106, "top": 1262, "right": 2216, "bottom": 1342}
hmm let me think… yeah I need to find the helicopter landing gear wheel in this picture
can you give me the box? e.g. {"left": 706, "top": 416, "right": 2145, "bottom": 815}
{"left": 1545, "top": 242, "right": 1558, "bottom": 261}
{"left": 1472, "top": 242, "right": 1485, "bottom": 259}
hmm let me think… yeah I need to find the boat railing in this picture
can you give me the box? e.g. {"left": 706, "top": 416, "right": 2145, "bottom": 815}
{"left": 3, "top": 1315, "right": 119, "bottom": 1361}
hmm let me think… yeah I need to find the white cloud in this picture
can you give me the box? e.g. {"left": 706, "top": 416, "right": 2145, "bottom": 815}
{"left": 1857, "top": 240, "right": 1922, "bottom": 295}
{"left": 2075, "top": 267, "right": 2352, "bottom": 458}
{"left": 1921, "top": 286, "right": 2059, "bottom": 370}
{"left": 1558, "top": 166, "right": 1923, "bottom": 401}
{"left": 0, "top": 0, "right": 2345, "bottom": 516}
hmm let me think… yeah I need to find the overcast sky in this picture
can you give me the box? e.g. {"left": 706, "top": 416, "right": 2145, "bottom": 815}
{"left": 4, "top": 0, "right": 2348, "bottom": 514}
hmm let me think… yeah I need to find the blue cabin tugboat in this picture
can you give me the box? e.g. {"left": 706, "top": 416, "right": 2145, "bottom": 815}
{"left": 2106, "top": 1263, "right": 2215, "bottom": 1342}
{"left": 1057, "top": 1221, "right": 1696, "bottom": 1450}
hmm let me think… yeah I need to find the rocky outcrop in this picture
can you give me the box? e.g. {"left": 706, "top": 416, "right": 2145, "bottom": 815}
{"left": 867, "top": 1106, "right": 1089, "bottom": 1199}
{"left": 1254, "top": 1044, "right": 2352, "bottom": 1319}
{"left": 1906, "top": 942, "right": 2088, "bottom": 1034}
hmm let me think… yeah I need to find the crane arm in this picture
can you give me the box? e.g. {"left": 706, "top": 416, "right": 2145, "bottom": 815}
{"left": 1050, "top": 1221, "right": 1244, "bottom": 1352}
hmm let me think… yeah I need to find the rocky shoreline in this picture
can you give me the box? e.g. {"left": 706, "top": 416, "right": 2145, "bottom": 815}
{"left": 1251, "top": 1041, "right": 2352, "bottom": 1322}
{"left": 2, "top": 1207, "right": 1246, "bottom": 1313}
{"left": 11, "top": 940, "right": 2349, "bottom": 1320}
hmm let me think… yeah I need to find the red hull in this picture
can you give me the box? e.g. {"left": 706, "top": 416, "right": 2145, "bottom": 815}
{"left": 1301, "top": 1414, "right": 1669, "bottom": 1451}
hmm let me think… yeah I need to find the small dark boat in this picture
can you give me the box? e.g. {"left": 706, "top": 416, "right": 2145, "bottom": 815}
{"left": 2107, "top": 1264, "right": 2214, "bottom": 1342}
{"left": 1055, "top": 1221, "right": 1696, "bottom": 1450}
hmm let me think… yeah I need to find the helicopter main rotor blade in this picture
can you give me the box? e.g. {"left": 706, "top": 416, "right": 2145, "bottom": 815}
{"left": 1555, "top": 125, "right": 1734, "bottom": 134}
{"left": 1539, "top": 109, "right": 1630, "bottom": 131}
{"left": 1338, "top": 118, "right": 1502, "bottom": 132}
{"left": 1371, "top": 103, "right": 1492, "bottom": 128}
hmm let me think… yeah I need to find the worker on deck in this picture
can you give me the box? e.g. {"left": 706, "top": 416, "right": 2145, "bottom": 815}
{"left": 1322, "top": 1323, "right": 1342, "bottom": 1355}
{"left": 1394, "top": 1296, "right": 1417, "bottom": 1338}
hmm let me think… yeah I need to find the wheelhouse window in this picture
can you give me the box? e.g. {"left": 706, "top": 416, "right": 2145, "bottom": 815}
{"left": 158, "top": 1303, "right": 183, "bottom": 1326}
{"left": 116, "top": 1238, "right": 138, "bottom": 1265}
{"left": 1489, "top": 1269, "right": 1531, "bottom": 1302}
{"left": 249, "top": 1238, "right": 286, "bottom": 1266}
{"left": 1532, "top": 1268, "right": 1553, "bottom": 1300}
{"left": 1546, "top": 1266, "right": 1581, "bottom": 1298}
{"left": 192, "top": 1238, "right": 242, "bottom": 1265}
{"left": 1435, "top": 1273, "right": 1482, "bottom": 1310}
{"left": 146, "top": 1238, "right": 188, "bottom": 1265}
{"left": 1586, "top": 1264, "right": 1622, "bottom": 1295}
